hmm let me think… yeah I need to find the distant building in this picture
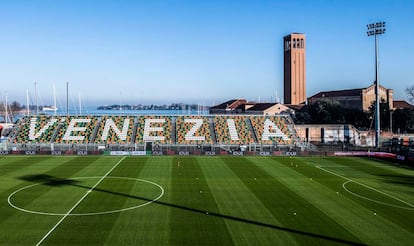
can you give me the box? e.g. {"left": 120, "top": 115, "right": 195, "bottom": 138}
{"left": 307, "top": 83, "right": 393, "bottom": 111}
{"left": 242, "top": 103, "right": 303, "bottom": 115}
{"left": 393, "top": 100, "right": 414, "bottom": 110}
{"left": 284, "top": 33, "right": 306, "bottom": 105}
{"left": 209, "top": 99, "right": 302, "bottom": 115}
{"left": 209, "top": 99, "right": 247, "bottom": 114}
{"left": 242, "top": 103, "right": 285, "bottom": 115}
{"left": 295, "top": 124, "right": 375, "bottom": 146}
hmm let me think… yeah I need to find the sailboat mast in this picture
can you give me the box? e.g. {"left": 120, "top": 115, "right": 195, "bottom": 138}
{"left": 26, "top": 89, "right": 30, "bottom": 116}
{"left": 5, "top": 94, "right": 8, "bottom": 124}
{"left": 35, "top": 82, "right": 38, "bottom": 115}
{"left": 66, "top": 82, "right": 69, "bottom": 116}
{"left": 53, "top": 83, "right": 57, "bottom": 116}
{"left": 79, "top": 91, "right": 82, "bottom": 115}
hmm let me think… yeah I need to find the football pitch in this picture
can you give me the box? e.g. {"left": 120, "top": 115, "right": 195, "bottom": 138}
{"left": 1, "top": 155, "right": 413, "bottom": 245}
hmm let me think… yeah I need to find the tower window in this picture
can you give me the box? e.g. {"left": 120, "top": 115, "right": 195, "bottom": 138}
{"left": 285, "top": 40, "right": 291, "bottom": 51}
{"left": 285, "top": 41, "right": 291, "bottom": 51}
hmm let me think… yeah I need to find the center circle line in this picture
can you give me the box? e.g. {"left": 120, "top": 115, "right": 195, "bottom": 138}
{"left": 8, "top": 176, "right": 165, "bottom": 216}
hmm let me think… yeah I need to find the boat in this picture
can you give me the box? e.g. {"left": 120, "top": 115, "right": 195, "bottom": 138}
{"left": 42, "top": 106, "right": 58, "bottom": 111}
{"left": 42, "top": 83, "right": 58, "bottom": 115}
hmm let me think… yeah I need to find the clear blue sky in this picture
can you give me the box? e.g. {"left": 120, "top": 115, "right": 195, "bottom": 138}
{"left": 0, "top": 0, "right": 413, "bottom": 107}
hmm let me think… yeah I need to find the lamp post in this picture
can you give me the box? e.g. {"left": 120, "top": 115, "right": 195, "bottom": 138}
{"left": 367, "top": 21, "right": 386, "bottom": 148}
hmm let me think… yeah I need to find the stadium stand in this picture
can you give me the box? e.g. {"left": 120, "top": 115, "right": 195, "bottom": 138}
{"left": 135, "top": 116, "right": 172, "bottom": 144}
{"left": 13, "top": 116, "right": 58, "bottom": 143}
{"left": 249, "top": 115, "right": 294, "bottom": 145}
{"left": 54, "top": 116, "right": 98, "bottom": 144}
{"left": 10, "top": 115, "right": 298, "bottom": 147}
{"left": 213, "top": 116, "right": 255, "bottom": 144}
{"left": 94, "top": 116, "right": 135, "bottom": 144}
{"left": 176, "top": 116, "right": 213, "bottom": 144}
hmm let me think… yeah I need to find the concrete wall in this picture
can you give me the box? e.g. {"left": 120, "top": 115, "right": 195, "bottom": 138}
{"left": 295, "top": 124, "right": 375, "bottom": 147}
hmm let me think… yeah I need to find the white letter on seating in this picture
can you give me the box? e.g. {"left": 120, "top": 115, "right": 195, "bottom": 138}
{"left": 63, "top": 119, "right": 91, "bottom": 141}
{"left": 28, "top": 117, "right": 58, "bottom": 140}
{"left": 185, "top": 118, "right": 205, "bottom": 141}
{"left": 262, "top": 119, "right": 290, "bottom": 141}
{"left": 101, "top": 118, "right": 130, "bottom": 141}
{"left": 143, "top": 119, "right": 165, "bottom": 141}
{"left": 226, "top": 119, "right": 239, "bottom": 141}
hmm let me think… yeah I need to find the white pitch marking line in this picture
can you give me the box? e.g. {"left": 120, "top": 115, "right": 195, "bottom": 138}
{"left": 8, "top": 176, "right": 164, "bottom": 216}
{"left": 342, "top": 180, "right": 414, "bottom": 210}
{"left": 36, "top": 156, "right": 126, "bottom": 246}
{"left": 315, "top": 165, "right": 414, "bottom": 208}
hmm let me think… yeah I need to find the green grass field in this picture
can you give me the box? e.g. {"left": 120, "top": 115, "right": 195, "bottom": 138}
{"left": 1, "top": 155, "right": 413, "bottom": 245}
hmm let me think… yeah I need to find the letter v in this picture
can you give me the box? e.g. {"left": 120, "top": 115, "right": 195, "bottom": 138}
{"left": 28, "top": 117, "right": 58, "bottom": 140}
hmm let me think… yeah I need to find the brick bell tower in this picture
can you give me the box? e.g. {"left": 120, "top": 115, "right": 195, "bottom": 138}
{"left": 283, "top": 33, "right": 306, "bottom": 105}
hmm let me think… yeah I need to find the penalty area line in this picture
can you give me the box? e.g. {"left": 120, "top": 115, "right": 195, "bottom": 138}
{"left": 35, "top": 156, "right": 126, "bottom": 246}
{"left": 315, "top": 165, "right": 414, "bottom": 208}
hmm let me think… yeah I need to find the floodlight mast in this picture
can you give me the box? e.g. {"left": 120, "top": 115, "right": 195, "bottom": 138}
{"left": 367, "top": 21, "right": 385, "bottom": 148}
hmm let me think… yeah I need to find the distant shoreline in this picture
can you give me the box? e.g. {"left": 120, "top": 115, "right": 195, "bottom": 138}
{"left": 97, "top": 103, "right": 209, "bottom": 111}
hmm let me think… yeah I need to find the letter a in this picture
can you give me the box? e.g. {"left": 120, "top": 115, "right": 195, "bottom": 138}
{"left": 261, "top": 119, "right": 290, "bottom": 141}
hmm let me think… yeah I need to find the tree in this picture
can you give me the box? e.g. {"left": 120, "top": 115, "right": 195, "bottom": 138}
{"left": 406, "top": 85, "right": 414, "bottom": 103}
{"left": 10, "top": 101, "right": 22, "bottom": 113}
{"left": 306, "top": 99, "right": 344, "bottom": 124}
{"left": 393, "top": 108, "right": 414, "bottom": 133}
{"left": 367, "top": 99, "right": 392, "bottom": 131}
{"left": 295, "top": 100, "right": 371, "bottom": 128}
{"left": 343, "top": 108, "right": 370, "bottom": 129}
{"left": 0, "top": 100, "right": 23, "bottom": 122}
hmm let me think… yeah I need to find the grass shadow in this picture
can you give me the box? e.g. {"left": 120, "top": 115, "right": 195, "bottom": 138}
{"left": 19, "top": 174, "right": 79, "bottom": 187}
{"left": 18, "top": 174, "right": 365, "bottom": 246}
{"left": 377, "top": 174, "right": 414, "bottom": 187}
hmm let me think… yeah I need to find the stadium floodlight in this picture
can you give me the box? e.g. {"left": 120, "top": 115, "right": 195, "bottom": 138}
{"left": 367, "top": 21, "right": 386, "bottom": 148}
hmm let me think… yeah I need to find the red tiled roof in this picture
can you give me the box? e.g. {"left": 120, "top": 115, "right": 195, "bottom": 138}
{"left": 393, "top": 100, "right": 414, "bottom": 110}
{"left": 246, "top": 103, "right": 277, "bottom": 111}
{"left": 210, "top": 99, "right": 247, "bottom": 110}
{"left": 284, "top": 104, "right": 305, "bottom": 110}
{"left": 308, "top": 88, "right": 363, "bottom": 99}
